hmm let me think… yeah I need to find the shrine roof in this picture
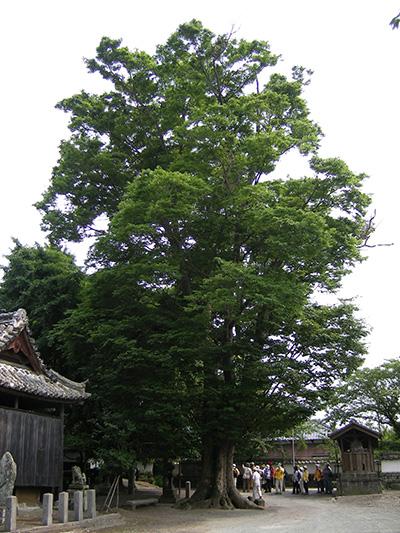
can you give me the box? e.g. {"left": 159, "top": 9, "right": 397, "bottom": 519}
{"left": 0, "top": 309, "right": 89, "bottom": 403}
{"left": 329, "top": 419, "right": 380, "bottom": 441}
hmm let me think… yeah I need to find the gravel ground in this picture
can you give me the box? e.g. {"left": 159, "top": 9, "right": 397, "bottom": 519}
{"left": 99, "top": 490, "right": 400, "bottom": 533}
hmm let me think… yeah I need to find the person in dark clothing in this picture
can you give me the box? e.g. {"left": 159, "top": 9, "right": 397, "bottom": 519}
{"left": 263, "top": 464, "right": 273, "bottom": 493}
{"left": 323, "top": 463, "right": 333, "bottom": 494}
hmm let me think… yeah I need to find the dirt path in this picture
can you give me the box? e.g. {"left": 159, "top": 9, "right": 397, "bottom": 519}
{"left": 100, "top": 490, "right": 400, "bottom": 533}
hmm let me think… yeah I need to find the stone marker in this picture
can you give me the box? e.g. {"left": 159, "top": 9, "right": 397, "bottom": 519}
{"left": 42, "top": 493, "right": 53, "bottom": 526}
{"left": 5, "top": 495, "right": 17, "bottom": 532}
{"left": 74, "top": 490, "right": 83, "bottom": 521}
{"left": 87, "top": 489, "right": 96, "bottom": 519}
{"left": 0, "top": 452, "right": 17, "bottom": 508}
{"left": 58, "top": 491, "right": 69, "bottom": 523}
{"left": 0, "top": 452, "right": 17, "bottom": 527}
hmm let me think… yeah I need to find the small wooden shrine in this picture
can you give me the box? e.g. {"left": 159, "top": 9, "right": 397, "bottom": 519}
{"left": 330, "top": 419, "right": 381, "bottom": 495}
{"left": 0, "top": 309, "right": 89, "bottom": 502}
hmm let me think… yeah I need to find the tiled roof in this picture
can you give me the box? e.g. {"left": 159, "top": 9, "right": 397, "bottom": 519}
{"left": 0, "top": 309, "right": 89, "bottom": 402}
{"left": 0, "top": 361, "right": 88, "bottom": 401}
{"left": 276, "top": 431, "right": 328, "bottom": 442}
{"left": 329, "top": 419, "right": 380, "bottom": 440}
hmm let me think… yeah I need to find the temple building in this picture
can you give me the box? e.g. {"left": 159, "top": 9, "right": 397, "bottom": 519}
{"left": 0, "top": 309, "right": 89, "bottom": 503}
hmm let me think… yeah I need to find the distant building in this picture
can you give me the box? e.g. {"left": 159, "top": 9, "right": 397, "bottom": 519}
{"left": 0, "top": 309, "right": 89, "bottom": 503}
{"left": 264, "top": 431, "right": 333, "bottom": 475}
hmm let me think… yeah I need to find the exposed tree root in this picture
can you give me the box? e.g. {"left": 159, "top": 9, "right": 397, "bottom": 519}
{"left": 175, "top": 488, "right": 265, "bottom": 510}
{"left": 175, "top": 441, "right": 266, "bottom": 510}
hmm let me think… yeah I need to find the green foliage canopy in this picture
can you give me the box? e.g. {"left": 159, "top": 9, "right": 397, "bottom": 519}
{"left": 326, "top": 358, "right": 400, "bottom": 438}
{"left": 0, "top": 240, "right": 83, "bottom": 370}
{"left": 33, "top": 21, "right": 371, "bottom": 475}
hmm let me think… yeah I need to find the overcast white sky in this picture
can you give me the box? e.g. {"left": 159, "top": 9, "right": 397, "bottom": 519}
{"left": 1, "top": 0, "right": 399, "bottom": 367}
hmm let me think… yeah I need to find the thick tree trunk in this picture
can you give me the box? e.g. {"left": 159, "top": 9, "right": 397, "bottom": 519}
{"left": 177, "top": 440, "right": 264, "bottom": 510}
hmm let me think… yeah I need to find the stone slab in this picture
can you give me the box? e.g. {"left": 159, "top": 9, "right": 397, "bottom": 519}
{"left": 126, "top": 497, "right": 158, "bottom": 509}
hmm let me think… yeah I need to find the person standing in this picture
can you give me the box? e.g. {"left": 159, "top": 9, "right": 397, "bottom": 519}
{"left": 252, "top": 466, "right": 262, "bottom": 501}
{"left": 292, "top": 465, "right": 300, "bottom": 494}
{"left": 302, "top": 466, "right": 309, "bottom": 494}
{"left": 274, "top": 463, "right": 284, "bottom": 494}
{"left": 232, "top": 464, "right": 240, "bottom": 487}
{"left": 242, "top": 463, "right": 252, "bottom": 492}
{"left": 249, "top": 462, "right": 255, "bottom": 492}
{"left": 263, "top": 463, "right": 272, "bottom": 493}
{"left": 323, "top": 463, "right": 333, "bottom": 494}
{"left": 282, "top": 464, "right": 287, "bottom": 492}
{"left": 298, "top": 467, "right": 305, "bottom": 494}
{"left": 314, "top": 463, "right": 323, "bottom": 493}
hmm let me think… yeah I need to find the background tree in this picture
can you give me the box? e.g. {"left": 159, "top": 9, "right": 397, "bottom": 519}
{"left": 36, "top": 21, "right": 371, "bottom": 509}
{"left": 53, "top": 265, "right": 198, "bottom": 475}
{"left": 325, "top": 358, "right": 400, "bottom": 438}
{"left": 0, "top": 240, "right": 83, "bottom": 370}
{"left": 390, "top": 11, "right": 400, "bottom": 29}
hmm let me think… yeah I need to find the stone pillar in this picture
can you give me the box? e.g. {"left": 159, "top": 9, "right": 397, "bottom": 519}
{"left": 74, "top": 491, "right": 83, "bottom": 522}
{"left": 58, "top": 491, "right": 69, "bottom": 523}
{"left": 185, "top": 481, "right": 191, "bottom": 499}
{"left": 42, "top": 493, "right": 53, "bottom": 526}
{"left": 87, "top": 489, "right": 96, "bottom": 519}
{"left": 5, "top": 495, "right": 17, "bottom": 532}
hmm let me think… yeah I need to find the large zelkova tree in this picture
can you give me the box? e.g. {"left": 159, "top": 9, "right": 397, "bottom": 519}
{"left": 37, "top": 21, "right": 371, "bottom": 508}
{"left": 325, "top": 358, "right": 400, "bottom": 438}
{"left": 0, "top": 240, "right": 83, "bottom": 370}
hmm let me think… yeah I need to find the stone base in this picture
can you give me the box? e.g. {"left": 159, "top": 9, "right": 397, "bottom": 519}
{"left": 338, "top": 472, "right": 382, "bottom": 495}
{"left": 68, "top": 486, "right": 89, "bottom": 510}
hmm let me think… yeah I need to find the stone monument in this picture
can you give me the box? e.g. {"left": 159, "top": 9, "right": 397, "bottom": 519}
{"left": 0, "top": 452, "right": 17, "bottom": 522}
{"left": 159, "top": 461, "right": 178, "bottom": 503}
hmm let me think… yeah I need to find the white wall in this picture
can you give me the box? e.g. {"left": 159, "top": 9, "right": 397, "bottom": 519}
{"left": 381, "top": 460, "right": 400, "bottom": 473}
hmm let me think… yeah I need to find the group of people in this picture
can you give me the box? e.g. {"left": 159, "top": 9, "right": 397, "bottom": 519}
{"left": 313, "top": 463, "right": 333, "bottom": 494}
{"left": 233, "top": 462, "right": 285, "bottom": 501}
{"left": 232, "top": 461, "right": 334, "bottom": 500}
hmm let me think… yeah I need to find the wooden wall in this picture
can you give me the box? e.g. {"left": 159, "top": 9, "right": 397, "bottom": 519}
{"left": 0, "top": 407, "right": 63, "bottom": 488}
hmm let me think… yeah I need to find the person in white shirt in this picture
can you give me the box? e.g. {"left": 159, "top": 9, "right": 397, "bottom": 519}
{"left": 252, "top": 466, "right": 262, "bottom": 501}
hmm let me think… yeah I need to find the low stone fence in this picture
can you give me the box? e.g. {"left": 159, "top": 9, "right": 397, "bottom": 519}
{"left": 3, "top": 489, "right": 96, "bottom": 532}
